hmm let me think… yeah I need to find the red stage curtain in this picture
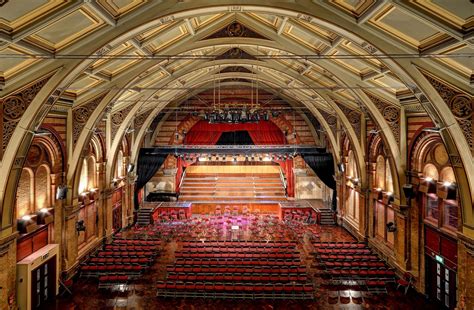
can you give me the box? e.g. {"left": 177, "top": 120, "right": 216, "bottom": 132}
{"left": 275, "top": 159, "right": 294, "bottom": 197}
{"left": 184, "top": 120, "right": 286, "bottom": 145}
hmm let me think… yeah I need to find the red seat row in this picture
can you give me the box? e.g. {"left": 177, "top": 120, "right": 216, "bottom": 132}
{"left": 166, "top": 266, "right": 307, "bottom": 274}
{"left": 113, "top": 239, "right": 161, "bottom": 245}
{"left": 182, "top": 247, "right": 296, "bottom": 253}
{"left": 181, "top": 241, "right": 296, "bottom": 247}
{"left": 167, "top": 273, "right": 307, "bottom": 283}
{"left": 328, "top": 268, "right": 396, "bottom": 278}
{"left": 156, "top": 281, "right": 314, "bottom": 299}
{"left": 314, "top": 248, "right": 371, "bottom": 255}
{"left": 317, "top": 254, "right": 380, "bottom": 261}
{"left": 313, "top": 242, "right": 367, "bottom": 249}
{"left": 97, "top": 251, "right": 155, "bottom": 257}
{"left": 99, "top": 275, "right": 129, "bottom": 283}
{"left": 174, "top": 252, "right": 300, "bottom": 259}
{"left": 175, "top": 258, "right": 302, "bottom": 266}
{"left": 88, "top": 257, "right": 151, "bottom": 265}
{"left": 104, "top": 245, "right": 159, "bottom": 251}
{"left": 82, "top": 265, "right": 145, "bottom": 273}
{"left": 323, "top": 261, "right": 386, "bottom": 268}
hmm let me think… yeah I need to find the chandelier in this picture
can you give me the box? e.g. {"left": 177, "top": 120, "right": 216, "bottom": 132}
{"left": 200, "top": 107, "right": 280, "bottom": 124}
{"left": 199, "top": 64, "right": 280, "bottom": 124}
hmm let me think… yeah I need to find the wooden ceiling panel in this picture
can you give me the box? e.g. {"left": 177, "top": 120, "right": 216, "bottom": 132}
{"left": 369, "top": 4, "right": 448, "bottom": 49}
{"left": 328, "top": 0, "right": 377, "bottom": 18}
{"left": 436, "top": 43, "right": 474, "bottom": 78}
{"left": 0, "top": 0, "right": 68, "bottom": 31}
{"left": 408, "top": 0, "right": 473, "bottom": 31}
{"left": 97, "top": 0, "right": 145, "bottom": 18}
{"left": 0, "top": 45, "right": 38, "bottom": 78}
{"left": 28, "top": 8, "right": 104, "bottom": 50}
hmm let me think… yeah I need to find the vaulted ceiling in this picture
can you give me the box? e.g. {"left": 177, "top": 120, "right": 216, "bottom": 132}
{"left": 0, "top": 1, "right": 472, "bottom": 207}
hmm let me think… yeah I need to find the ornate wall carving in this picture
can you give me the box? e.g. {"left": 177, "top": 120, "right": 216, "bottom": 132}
{"left": 72, "top": 92, "right": 108, "bottom": 147}
{"left": 133, "top": 111, "right": 149, "bottom": 134}
{"left": 336, "top": 101, "right": 361, "bottom": 143}
{"left": 318, "top": 109, "right": 337, "bottom": 139}
{"left": 216, "top": 48, "right": 258, "bottom": 60}
{"left": 204, "top": 21, "right": 268, "bottom": 40}
{"left": 364, "top": 91, "right": 400, "bottom": 144}
{"left": 421, "top": 71, "right": 473, "bottom": 151}
{"left": 110, "top": 105, "right": 134, "bottom": 142}
{"left": 0, "top": 74, "right": 52, "bottom": 158}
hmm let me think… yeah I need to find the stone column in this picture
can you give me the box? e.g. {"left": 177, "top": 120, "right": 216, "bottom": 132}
{"left": 62, "top": 201, "right": 79, "bottom": 274}
{"left": 122, "top": 157, "right": 129, "bottom": 228}
{"left": 457, "top": 235, "right": 474, "bottom": 310}
{"left": 393, "top": 203, "right": 408, "bottom": 271}
{"left": 103, "top": 189, "right": 114, "bottom": 238}
{"left": 96, "top": 162, "right": 106, "bottom": 239}
{"left": 50, "top": 173, "right": 63, "bottom": 245}
{"left": 0, "top": 233, "right": 18, "bottom": 310}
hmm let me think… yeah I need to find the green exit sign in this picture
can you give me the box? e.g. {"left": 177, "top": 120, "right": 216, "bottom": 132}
{"left": 435, "top": 255, "right": 444, "bottom": 264}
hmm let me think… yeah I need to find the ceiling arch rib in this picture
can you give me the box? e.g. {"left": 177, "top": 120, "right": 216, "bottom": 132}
{"left": 129, "top": 77, "right": 341, "bottom": 166}
{"left": 1, "top": 2, "right": 473, "bottom": 237}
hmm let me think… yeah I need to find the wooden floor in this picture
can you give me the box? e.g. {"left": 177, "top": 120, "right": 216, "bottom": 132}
{"left": 52, "top": 207, "right": 438, "bottom": 310}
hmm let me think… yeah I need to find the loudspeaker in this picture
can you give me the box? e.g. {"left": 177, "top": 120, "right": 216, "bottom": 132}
{"left": 56, "top": 185, "right": 68, "bottom": 200}
{"left": 338, "top": 163, "right": 345, "bottom": 173}
{"left": 403, "top": 184, "right": 414, "bottom": 199}
{"left": 386, "top": 222, "right": 397, "bottom": 232}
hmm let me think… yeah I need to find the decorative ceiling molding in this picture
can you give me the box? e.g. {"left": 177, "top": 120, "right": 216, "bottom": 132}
{"left": 204, "top": 21, "right": 269, "bottom": 40}
{"left": 216, "top": 48, "right": 259, "bottom": 60}
{"left": 72, "top": 92, "right": 108, "bottom": 146}
{"left": 219, "top": 66, "right": 253, "bottom": 74}
{"left": 420, "top": 70, "right": 473, "bottom": 151}
{"left": 0, "top": 73, "right": 53, "bottom": 157}
{"left": 364, "top": 91, "right": 400, "bottom": 144}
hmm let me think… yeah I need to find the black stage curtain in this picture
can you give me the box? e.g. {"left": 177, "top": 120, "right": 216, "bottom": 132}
{"left": 216, "top": 131, "right": 254, "bottom": 145}
{"left": 303, "top": 153, "right": 337, "bottom": 211}
{"left": 134, "top": 150, "right": 167, "bottom": 210}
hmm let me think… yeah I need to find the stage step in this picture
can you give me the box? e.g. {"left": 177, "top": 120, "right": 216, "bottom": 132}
{"left": 318, "top": 208, "right": 336, "bottom": 226}
{"left": 136, "top": 207, "right": 155, "bottom": 226}
{"left": 179, "top": 171, "right": 287, "bottom": 202}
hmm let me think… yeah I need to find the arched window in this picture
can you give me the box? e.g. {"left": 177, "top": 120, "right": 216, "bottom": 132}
{"left": 373, "top": 149, "right": 395, "bottom": 247}
{"left": 78, "top": 158, "right": 88, "bottom": 194}
{"left": 87, "top": 156, "right": 96, "bottom": 190}
{"left": 16, "top": 168, "right": 34, "bottom": 218}
{"left": 346, "top": 151, "right": 359, "bottom": 222}
{"left": 385, "top": 159, "right": 393, "bottom": 193}
{"left": 375, "top": 155, "right": 385, "bottom": 189}
{"left": 440, "top": 167, "right": 458, "bottom": 230}
{"left": 35, "top": 165, "right": 50, "bottom": 211}
{"left": 116, "top": 151, "right": 124, "bottom": 178}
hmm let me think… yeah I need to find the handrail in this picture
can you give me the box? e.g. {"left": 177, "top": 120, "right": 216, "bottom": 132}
{"left": 279, "top": 167, "right": 287, "bottom": 190}
{"left": 178, "top": 169, "right": 187, "bottom": 192}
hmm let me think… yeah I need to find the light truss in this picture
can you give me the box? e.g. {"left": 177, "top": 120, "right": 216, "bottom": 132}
{"left": 143, "top": 145, "right": 327, "bottom": 156}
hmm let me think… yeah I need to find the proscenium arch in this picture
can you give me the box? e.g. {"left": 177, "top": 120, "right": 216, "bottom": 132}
{"left": 68, "top": 38, "right": 399, "bottom": 199}
{"left": 111, "top": 70, "right": 344, "bottom": 187}
{"left": 1, "top": 2, "right": 472, "bottom": 238}
{"left": 124, "top": 73, "right": 336, "bottom": 162}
